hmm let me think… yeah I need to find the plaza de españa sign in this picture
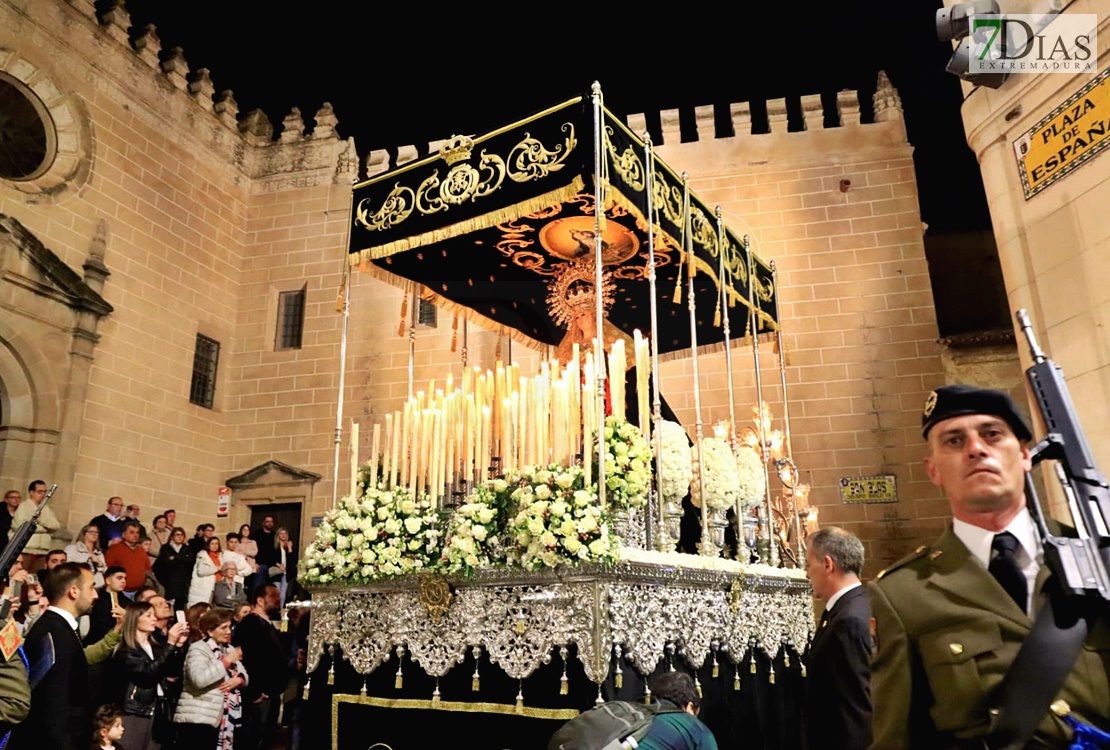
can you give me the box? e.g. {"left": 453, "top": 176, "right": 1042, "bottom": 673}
{"left": 1015, "top": 66, "right": 1110, "bottom": 199}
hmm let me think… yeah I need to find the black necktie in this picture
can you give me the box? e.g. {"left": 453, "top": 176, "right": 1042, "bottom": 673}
{"left": 989, "top": 531, "right": 1027, "bottom": 613}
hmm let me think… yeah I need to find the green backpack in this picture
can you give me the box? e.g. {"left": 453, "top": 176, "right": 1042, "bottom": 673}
{"left": 546, "top": 700, "right": 683, "bottom": 750}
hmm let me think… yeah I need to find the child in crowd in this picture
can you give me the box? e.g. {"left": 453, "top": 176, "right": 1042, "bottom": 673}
{"left": 92, "top": 704, "right": 126, "bottom": 750}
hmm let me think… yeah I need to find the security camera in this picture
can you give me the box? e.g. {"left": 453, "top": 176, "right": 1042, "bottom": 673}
{"left": 936, "top": 0, "right": 1001, "bottom": 42}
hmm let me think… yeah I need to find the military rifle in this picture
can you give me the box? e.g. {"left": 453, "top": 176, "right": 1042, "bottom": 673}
{"left": 0, "top": 483, "right": 57, "bottom": 591}
{"left": 986, "top": 312, "right": 1110, "bottom": 750}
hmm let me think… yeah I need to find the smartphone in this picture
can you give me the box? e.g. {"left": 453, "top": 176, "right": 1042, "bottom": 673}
{"left": 176, "top": 610, "right": 186, "bottom": 626}
{"left": 10, "top": 580, "right": 22, "bottom": 601}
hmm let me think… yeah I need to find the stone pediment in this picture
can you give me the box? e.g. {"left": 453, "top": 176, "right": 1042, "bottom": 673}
{"left": 226, "top": 460, "right": 321, "bottom": 489}
{"left": 0, "top": 214, "right": 112, "bottom": 317}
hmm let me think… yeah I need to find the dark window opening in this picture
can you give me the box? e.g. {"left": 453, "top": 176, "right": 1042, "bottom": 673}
{"left": 190, "top": 334, "right": 219, "bottom": 409}
{"left": 417, "top": 298, "right": 437, "bottom": 328}
{"left": 277, "top": 288, "right": 306, "bottom": 350}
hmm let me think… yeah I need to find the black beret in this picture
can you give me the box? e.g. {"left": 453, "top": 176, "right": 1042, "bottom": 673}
{"left": 921, "top": 384, "right": 1033, "bottom": 441}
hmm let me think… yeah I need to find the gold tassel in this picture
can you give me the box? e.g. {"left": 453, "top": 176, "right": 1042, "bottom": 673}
{"left": 432, "top": 682, "right": 441, "bottom": 708}
{"left": 750, "top": 659, "right": 757, "bottom": 675}
{"left": 615, "top": 670, "right": 623, "bottom": 689}
{"left": 643, "top": 686, "right": 652, "bottom": 705}
{"left": 784, "top": 652, "right": 791, "bottom": 668}
{"left": 327, "top": 664, "right": 335, "bottom": 686}
{"left": 712, "top": 653, "right": 719, "bottom": 678}
{"left": 472, "top": 671, "right": 480, "bottom": 692}
{"left": 335, "top": 280, "right": 346, "bottom": 313}
{"left": 398, "top": 294, "right": 408, "bottom": 338}
{"left": 302, "top": 684, "right": 310, "bottom": 700}
{"left": 695, "top": 677, "right": 702, "bottom": 699}
{"left": 395, "top": 660, "right": 403, "bottom": 690}
{"left": 801, "top": 663, "right": 807, "bottom": 678}
{"left": 495, "top": 337, "right": 502, "bottom": 362}
{"left": 450, "top": 315, "right": 458, "bottom": 353}
{"left": 734, "top": 672, "right": 740, "bottom": 691}
{"left": 359, "top": 678, "right": 366, "bottom": 697}
{"left": 713, "top": 303, "right": 721, "bottom": 328}
{"left": 515, "top": 684, "right": 524, "bottom": 714}
{"left": 560, "top": 674, "right": 568, "bottom": 696}
{"left": 769, "top": 665, "right": 776, "bottom": 685}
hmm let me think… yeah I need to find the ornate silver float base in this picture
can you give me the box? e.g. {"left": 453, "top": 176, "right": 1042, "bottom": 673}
{"left": 306, "top": 560, "right": 812, "bottom": 688}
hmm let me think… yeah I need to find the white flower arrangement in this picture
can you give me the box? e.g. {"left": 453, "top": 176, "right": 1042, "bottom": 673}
{"left": 593, "top": 416, "right": 652, "bottom": 510}
{"left": 654, "top": 420, "right": 692, "bottom": 504}
{"left": 497, "top": 464, "right": 618, "bottom": 570}
{"left": 440, "top": 485, "right": 510, "bottom": 577}
{"left": 690, "top": 436, "right": 740, "bottom": 511}
{"left": 298, "top": 486, "right": 444, "bottom": 584}
{"left": 734, "top": 444, "right": 768, "bottom": 509}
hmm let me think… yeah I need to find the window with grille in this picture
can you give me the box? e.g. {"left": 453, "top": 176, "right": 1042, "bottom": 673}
{"left": 277, "top": 288, "right": 306, "bottom": 350}
{"left": 417, "top": 298, "right": 437, "bottom": 328}
{"left": 189, "top": 334, "right": 220, "bottom": 409}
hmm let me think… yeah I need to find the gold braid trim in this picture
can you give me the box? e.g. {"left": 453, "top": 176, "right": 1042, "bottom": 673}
{"left": 350, "top": 178, "right": 586, "bottom": 265}
{"left": 332, "top": 692, "right": 580, "bottom": 748}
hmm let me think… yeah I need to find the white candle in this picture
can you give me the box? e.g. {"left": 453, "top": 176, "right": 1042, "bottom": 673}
{"left": 370, "top": 422, "right": 381, "bottom": 489}
{"left": 349, "top": 420, "right": 359, "bottom": 498}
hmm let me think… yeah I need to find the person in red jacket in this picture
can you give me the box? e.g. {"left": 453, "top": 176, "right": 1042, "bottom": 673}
{"left": 104, "top": 520, "right": 151, "bottom": 597}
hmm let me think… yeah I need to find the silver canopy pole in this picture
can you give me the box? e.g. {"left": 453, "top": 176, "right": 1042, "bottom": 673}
{"left": 644, "top": 133, "right": 662, "bottom": 551}
{"left": 682, "top": 176, "right": 711, "bottom": 557}
{"left": 331, "top": 176, "right": 357, "bottom": 510}
{"left": 748, "top": 239, "right": 778, "bottom": 567}
{"left": 591, "top": 82, "right": 607, "bottom": 508}
{"left": 407, "top": 284, "right": 419, "bottom": 401}
{"left": 771, "top": 260, "right": 803, "bottom": 562}
{"left": 717, "top": 210, "right": 742, "bottom": 560}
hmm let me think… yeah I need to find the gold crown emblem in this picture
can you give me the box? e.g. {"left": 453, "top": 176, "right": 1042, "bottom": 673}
{"left": 546, "top": 261, "right": 616, "bottom": 329}
{"left": 439, "top": 135, "right": 474, "bottom": 166}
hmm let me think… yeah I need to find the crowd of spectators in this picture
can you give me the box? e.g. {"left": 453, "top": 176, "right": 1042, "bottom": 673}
{"left": 0, "top": 481, "right": 311, "bottom": 750}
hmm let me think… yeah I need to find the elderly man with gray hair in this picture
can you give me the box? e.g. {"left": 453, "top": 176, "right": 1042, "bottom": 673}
{"left": 803, "top": 526, "right": 872, "bottom": 750}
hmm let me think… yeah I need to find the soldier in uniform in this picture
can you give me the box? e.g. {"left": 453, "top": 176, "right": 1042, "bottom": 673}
{"left": 0, "top": 598, "right": 31, "bottom": 745}
{"left": 868, "top": 384, "right": 1110, "bottom": 749}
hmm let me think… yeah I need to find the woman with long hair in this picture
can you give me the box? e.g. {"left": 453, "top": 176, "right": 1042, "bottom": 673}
{"left": 112, "top": 601, "right": 188, "bottom": 750}
{"left": 65, "top": 524, "right": 107, "bottom": 586}
{"left": 173, "top": 608, "right": 247, "bottom": 750}
{"left": 185, "top": 602, "right": 210, "bottom": 644}
{"left": 268, "top": 528, "right": 297, "bottom": 605}
{"left": 186, "top": 537, "right": 221, "bottom": 606}
{"left": 236, "top": 524, "right": 258, "bottom": 585}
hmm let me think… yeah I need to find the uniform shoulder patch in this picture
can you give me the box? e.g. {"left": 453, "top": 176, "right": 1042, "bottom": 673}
{"left": 0, "top": 619, "right": 23, "bottom": 661}
{"left": 875, "top": 545, "right": 931, "bottom": 580}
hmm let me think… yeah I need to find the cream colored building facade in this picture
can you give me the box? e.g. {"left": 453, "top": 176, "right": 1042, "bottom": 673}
{"left": 1, "top": 0, "right": 1024, "bottom": 575}
{"left": 944, "top": 0, "right": 1110, "bottom": 469}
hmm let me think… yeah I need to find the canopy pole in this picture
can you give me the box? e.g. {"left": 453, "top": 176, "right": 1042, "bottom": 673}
{"left": 771, "top": 260, "right": 803, "bottom": 562}
{"left": 644, "top": 133, "right": 665, "bottom": 552}
{"left": 407, "top": 284, "right": 419, "bottom": 401}
{"left": 748, "top": 239, "right": 778, "bottom": 567}
{"left": 332, "top": 264, "right": 351, "bottom": 510}
{"left": 682, "top": 176, "right": 711, "bottom": 557}
{"left": 460, "top": 318, "right": 468, "bottom": 370}
{"left": 590, "top": 82, "right": 607, "bottom": 509}
{"left": 717, "top": 209, "right": 741, "bottom": 561}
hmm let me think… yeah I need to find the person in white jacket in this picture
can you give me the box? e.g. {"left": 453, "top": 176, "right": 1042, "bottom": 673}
{"left": 173, "top": 608, "right": 248, "bottom": 748}
{"left": 186, "top": 537, "right": 222, "bottom": 606}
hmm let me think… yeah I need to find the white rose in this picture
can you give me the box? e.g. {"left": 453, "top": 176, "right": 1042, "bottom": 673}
{"left": 564, "top": 537, "right": 582, "bottom": 555}
{"left": 535, "top": 485, "right": 552, "bottom": 500}
{"left": 472, "top": 525, "right": 488, "bottom": 542}
{"left": 477, "top": 507, "right": 495, "bottom": 524}
{"left": 555, "top": 473, "right": 575, "bottom": 489}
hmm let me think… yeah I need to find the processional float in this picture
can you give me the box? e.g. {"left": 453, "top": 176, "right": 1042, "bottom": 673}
{"left": 300, "top": 83, "right": 815, "bottom": 750}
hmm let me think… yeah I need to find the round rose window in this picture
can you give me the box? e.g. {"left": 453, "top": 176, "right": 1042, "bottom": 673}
{"left": 0, "top": 74, "right": 55, "bottom": 181}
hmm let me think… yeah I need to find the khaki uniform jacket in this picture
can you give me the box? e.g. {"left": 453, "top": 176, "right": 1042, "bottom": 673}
{"left": 868, "top": 526, "right": 1110, "bottom": 749}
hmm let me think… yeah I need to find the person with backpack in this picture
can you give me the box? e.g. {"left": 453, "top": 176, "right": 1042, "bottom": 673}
{"left": 637, "top": 671, "right": 717, "bottom": 750}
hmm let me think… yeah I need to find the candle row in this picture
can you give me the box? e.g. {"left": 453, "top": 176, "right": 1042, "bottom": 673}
{"left": 348, "top": 331, "right": 654, "bottom": 505}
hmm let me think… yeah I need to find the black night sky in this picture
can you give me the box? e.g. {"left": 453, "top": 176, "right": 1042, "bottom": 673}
{"left": 118, "top": 1, "right": 1001, "bottom": 334}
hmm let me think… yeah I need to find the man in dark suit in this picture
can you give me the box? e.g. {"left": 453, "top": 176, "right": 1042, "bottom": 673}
{"left": 869, "top": 385, "right": 1110, "bottom": 748}
{"left": 89, "top": 497, "right": 125, "bottom": 549}
{"left": 11, "top": 561, "right": 98, "bottom": 750}
{"left": 802, "top": 526, "right": 872, "bottom": 750}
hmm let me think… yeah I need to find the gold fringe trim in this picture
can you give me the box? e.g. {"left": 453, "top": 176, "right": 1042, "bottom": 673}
{"left": 332, "top": 691, "right": 580, "bottom": 749}
{"left": 357, "top": 263, "right": 553, "bottom": 352}
{"left": 350, "top": 179, "right": 586, "bottom": 264}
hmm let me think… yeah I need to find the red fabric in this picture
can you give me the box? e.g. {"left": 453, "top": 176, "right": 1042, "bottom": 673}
{"left": 103, "top": 542, "right": 151, "bottom": 591}
{"left": 209, "top": 551, "right": 223, "bottom": 582}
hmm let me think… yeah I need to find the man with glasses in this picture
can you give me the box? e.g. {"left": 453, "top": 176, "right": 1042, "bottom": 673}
{"left": 90, "top": 496, "right": 125, "bottom": 548}
{"left": 9, "top": 481, "right": 61, "bottom": 564}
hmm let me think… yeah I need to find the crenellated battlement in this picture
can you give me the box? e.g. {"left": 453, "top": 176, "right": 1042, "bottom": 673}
{"left": 1, "top": 0, "right": 355, "bottom": 192}
{"left": 366, "top": 73, "right": 905, "bottom": 179}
